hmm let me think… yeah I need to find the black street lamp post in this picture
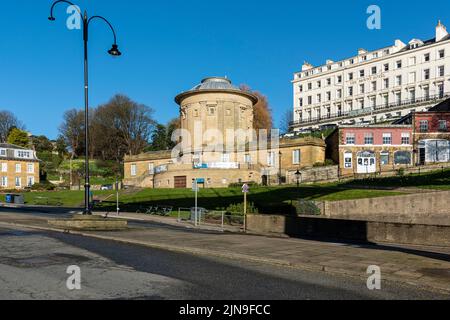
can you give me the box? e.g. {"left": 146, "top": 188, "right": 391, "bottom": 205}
{"left": 49, "top": 1, "right": 121, "bottom": 215}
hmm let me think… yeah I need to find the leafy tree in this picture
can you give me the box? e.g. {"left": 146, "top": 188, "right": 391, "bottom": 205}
{"left": 32, "top": 135, "right": 54, "bottom": 153}
{"left": 55, "top": 135, "right": 68, "bottom": 158}
{"left": 7, "top": 128, "right": 29, "bottom": 147}
{"left": 0, "top": 111, "right": 24, "bottom": 143}
{"left": 148, "top": 124, "right": 169, "bottom": 151}
{"left": 166, "top": 118, "right": 181, "bottom": 149}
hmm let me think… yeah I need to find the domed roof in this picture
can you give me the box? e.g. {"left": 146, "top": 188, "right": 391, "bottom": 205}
{"left": 175, "top": 77, "right": 258, "bottom": 105}
{"left": 192, "top": 77, "right": 239, "bottom": 91}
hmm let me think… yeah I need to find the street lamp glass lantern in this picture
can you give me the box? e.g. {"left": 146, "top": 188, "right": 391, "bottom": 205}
{"left": 108, "top": 44, "right": 122, "bottom": 56}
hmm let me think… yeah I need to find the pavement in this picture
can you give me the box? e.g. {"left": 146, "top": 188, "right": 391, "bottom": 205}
{"left": 0, "top": 209, "right": 449, "bottom": 296}
{"left": 3, "top": 224, "right": 448, "bottom": 300}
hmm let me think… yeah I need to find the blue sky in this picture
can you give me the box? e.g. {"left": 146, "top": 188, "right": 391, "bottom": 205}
{"left": 1, "top": 0, "right": 450, "bottom": 139}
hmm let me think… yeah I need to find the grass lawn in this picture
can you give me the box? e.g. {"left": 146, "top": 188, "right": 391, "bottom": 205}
{"left": 2, "top": 168, "right": 447, "bottom": 213}
{"left": 344, "top": 168, "right": 450, "bottom": 190}
{"left": 2, "top": 185, "right": 402, "bottom": 214}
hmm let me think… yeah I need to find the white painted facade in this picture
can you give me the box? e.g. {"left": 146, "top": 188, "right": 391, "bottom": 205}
{"left": 291, "top": 22, "right": 450, "bottom": 131}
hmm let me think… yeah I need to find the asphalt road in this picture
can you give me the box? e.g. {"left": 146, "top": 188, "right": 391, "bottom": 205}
{"left": 0, "top": 224, "right": 447, "bottom": 300}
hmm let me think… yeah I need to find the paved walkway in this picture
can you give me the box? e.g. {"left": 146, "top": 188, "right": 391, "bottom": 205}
{"left": 0, "top": 211, "right": 449, "bottom": 295}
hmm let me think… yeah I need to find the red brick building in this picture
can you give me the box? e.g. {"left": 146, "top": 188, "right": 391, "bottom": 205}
{"left": 395, "top": 98, "right": 450, "bottom": 164}
{"left": 326, "top": 125, "right": 413, "bottom": 176}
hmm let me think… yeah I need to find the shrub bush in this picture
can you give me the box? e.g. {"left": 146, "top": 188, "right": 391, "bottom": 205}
{"left": 31, "top": 182, "right": 56, "bottom": 191}
{"left": 218, "top": 202, "right": 259, "bottom": 215}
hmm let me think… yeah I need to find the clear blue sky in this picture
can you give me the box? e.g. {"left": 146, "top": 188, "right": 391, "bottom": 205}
{"left": 1, "top": 0, "right": 449, "bottom": 139}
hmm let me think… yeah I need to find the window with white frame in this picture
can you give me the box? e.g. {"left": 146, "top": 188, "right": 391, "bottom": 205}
{"left": 0, "top": 149, "right": 6, "bottom": 157}
{"left": 401, "top": 133, "right": 410, "bottom": 145}
{"left": 27, "top": 176, "right": 34, "bottom": 187}
{"left": 410, "top": 90, "right": 416, "bottom": 101}
{"left": 348, "top": 86, "right": 353, "bottom": 96}
{"left": 27, "top": 163, "right": 34, "bottom": 174}
{"left": 360, "top": 84, "right": 365, "bottom": 94}
{"left": 424, "top": 53, "right": 430, "bottom": 62}
{"left": 396, "top": 92, "right": 402, "bottom": 104}
{"left": 439, "top": 120, "right": 448, "bottom": 132}
{"left": 380, "top": 152, "right": 390, "bottom": 165}
{"left": 148, "top": 163, "right": 154, "bottom": 175}
{"left": 384, "top": 78, "right": 389, "bottom": 89}
{"left": 419, "top": 120, "right": 429, "bottom": 132}
{"left": 15, "top": 164, "right": 21, "bottom": 173}
{"left": 346, "top": 133, "right": 355, "bottom": 145}
{"left": 396, "top": 75, "right": 402, "bottom": 86}
{"left": 344, "top": 152, "right": 353, "bottom": 168}
{"left": 131, "top": 164, "right": 137, "bottom": 176}
{"left": 384, "top": 63, "right": 389, "bottom": 71}
{"left": 382, "top": 133, "right": 392, "bottom": 145}
{"left": 383, "top": 94, "right": 389, "bottom": 107}
{"left": 371, "top": 81, "right": 377, "bottom": 92}
{"left": 1, "top": 163, "right": 6, "bottom": 173}
{"left": 1, "top": 176, "right": 7, "bottom": 187}
{"left": 267, "top": 152, "right": 275, "bottom": 167}
{"left": 364, "top": 133, "right": 374, "bottom": 145}
{"left": 424, "top": 86, "right": 430, "bottom": 99}
{"left": 245, "top": 154, "right": 252, "bottom": 164}
{"left": 292, "top": 150, "right": 301, "bottom": 165}
{"left": 424, "top": 69, "right": 430, "bottom": 80}
{"left": 439, "top": 49, "right": 445, "bottom": 59}
{"left": 438, "top": 66, "right": 445, "bottom": 77}
{"left": 15, "top": 177, "right": 21, "bottom": 187}
{"left": 409, "top": 56, "right": 416, "bottom": 65}
{"left": 396, "top": 60, "right": 402, "bottom": 68}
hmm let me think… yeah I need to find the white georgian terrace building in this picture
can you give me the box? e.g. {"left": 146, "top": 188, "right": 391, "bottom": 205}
{"left": 291, "top": 21, "right": 450, "bottom": 131}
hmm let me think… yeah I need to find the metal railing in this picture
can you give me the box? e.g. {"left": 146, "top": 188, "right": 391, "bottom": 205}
{"left": 291, "top": 92, "right": 450, "bottom": 127}
{"left": 177, "top": 207, "right": 245, "bottom": 232}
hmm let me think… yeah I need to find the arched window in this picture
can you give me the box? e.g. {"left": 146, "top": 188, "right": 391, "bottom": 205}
{"left": 394, "top": 151, "right": 412, "bottom": 165}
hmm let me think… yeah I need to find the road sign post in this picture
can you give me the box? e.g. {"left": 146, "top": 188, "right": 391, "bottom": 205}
{"left": 242, "top": 183, "right": 249, "bottom": 232}
{"left": 116, "top": 179, "right": 120, "bottom": 216}
{"left": 192, "top": 179, "right": 199, "bottom": 226}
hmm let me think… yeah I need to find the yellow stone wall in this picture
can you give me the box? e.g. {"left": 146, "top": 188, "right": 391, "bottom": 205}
{"left": 0, "top": 160, "right": 40, "bottom": 190}
{"left": 179, "top": 92, "right": 255, "bottom": 148}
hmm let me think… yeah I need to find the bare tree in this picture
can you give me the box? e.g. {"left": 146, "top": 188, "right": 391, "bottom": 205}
{"left": 93, "top": 94, "right": 156, "bottom": 158}
{"left": 280, "top": 109, "right": 294, "bottom": 134}
{"left": 59, "top": 109, "right": 85, "bottom": 158}
{"left": 0, "top": 111, "right": 24, "bottom": 143}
